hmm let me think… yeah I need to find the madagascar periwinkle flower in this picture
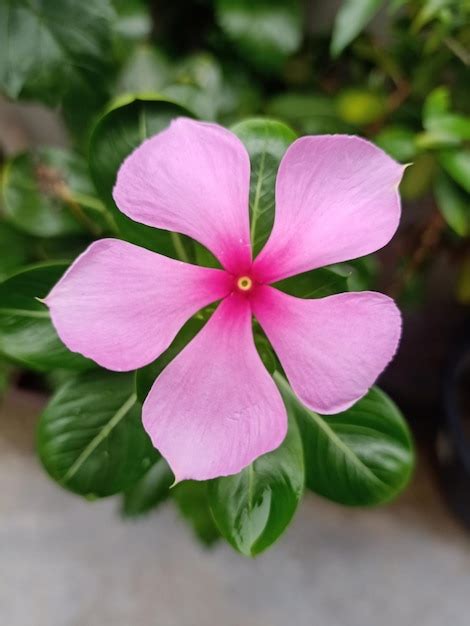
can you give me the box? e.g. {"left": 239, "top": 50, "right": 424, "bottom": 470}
{"left": 45, "top": 118, "right": 404, "bottom": 482}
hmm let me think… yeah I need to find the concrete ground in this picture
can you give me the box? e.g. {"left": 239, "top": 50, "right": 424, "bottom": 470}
{"left": 1, "top": 388, "right": 469, "bottom": 626}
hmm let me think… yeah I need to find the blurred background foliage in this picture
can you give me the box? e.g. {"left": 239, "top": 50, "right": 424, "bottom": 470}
{"left": 0, "top": 0, "right": 469, "bottom": 552}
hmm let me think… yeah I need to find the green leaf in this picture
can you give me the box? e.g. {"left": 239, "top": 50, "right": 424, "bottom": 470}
{"left": 231, "top": 118, "right": 297, "bottom": 256}
{"left": 116, "top": 44, "right": 171, "bottom": 95}
{"left": 122, "top": 457, "right": 173, "bottom": 516}
{"left": 0, "top": 262, "right": 92, "bottom": 371}
{"left": 374, "top": 126, "right": 417, "bottom": 162}
{"left": 173, "top": 481, "right": 220, "bottom": 546}
{"left": 439, "top": 149, "right": 470, "bottom": 193}
{"left": 135, "top": 317, "right": 204, "bottom": 404}
{"left": 435, "top": 172, "right": 470, "bottom": 237}
{"left": 0, "top": 222, "right": 30, "bottom": 280}
{"left": 331, "top": 0, "right": 385, "bottom": 57}
{"left": 336, "top": 89, "right": 387, "bottom": 126}
{"left": 0, "top": 0, "right": 115, "bottom": 105}
{"left": 89, "top": 95, "right": 195, "bottom": 258}
{"left": 274, "top": 266, "right": 350, "bottom": 299}
{"left": 2, "top": 148, "right": 107, "bottom": 238}
{"left": 423, "top": 87, "right": 450, "bottom": 121}
{"left": 215, "top": 0, "right": 302, "bottom": 72}
{"left": 38, "top": 370, "right": 158, "bottom": 497}
{"left": 267, "top": 92, "right": 352, "bottom": 134}
{"left": 209, "top": 409, "right": 304, "bottom": 556}
{"left": 277, "top": 375, "right": 414, "bottom": 506}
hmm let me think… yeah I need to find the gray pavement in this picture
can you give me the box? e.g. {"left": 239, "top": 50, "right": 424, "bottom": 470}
{"left": 1, "top": 388, "right": 469, "bottom": 626}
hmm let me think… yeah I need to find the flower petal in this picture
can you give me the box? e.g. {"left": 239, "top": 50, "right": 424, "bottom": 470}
{"left": 45, "top": 239, "right": 232, "bottom": 371}
{"left": 143, "top": 293, "right": 287, "bottom": 482}
{"left": 113, "top": 117, "right": 252, "bottom": 274}
{"left": 253, "top": 135, "right": 404, "bottom": 283}
{"left": 252, "top": 286, "right": 401, "bottom": 414}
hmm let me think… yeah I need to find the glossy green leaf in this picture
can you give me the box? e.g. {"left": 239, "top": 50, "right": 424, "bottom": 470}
{"left": 231, "top": 118, "right": 297, "bottom": 256}
{"left": 38, "top": 370, "right": 158, "bottom": 497}
{"left": 331, "top": 0, "right": 385, "bottom": 57}
{"left": 274, "top": 267, "right": 350, "bottom": 299}
{"left": 435, "top": 172, "right": 470, "bottom": 237}
{"left": 135, "top": 317, "right": 204, "bottom": 403}
{"left": 0, "top": 0, "right": 114, "bottom": 105}
{"left": 277, "top": 375, "right": 414, "bottom": 506}
{"left": 0, "top": 222, "right": 30, "bottom": 280}
{"left": 439, "top": 149, "right": 470, "bottom": 193}
{"left": 0, "top": 263, "right": 92, "bottom": 371}
{"left": 215, "top": 0, "right": 302, "bottom": 72}
{"left": 209, "top": 410, "right": 304, "bottom": 556}
{"left": 89, "top": 95, "right": 195, "bottom": 258}
{"left": 122, "top": 457, "right": 173, "bottom": 516}
{"left": 173, "top": 481, "right": 220, "bottom": 546}
{"left": 2, "top": 148, "right": 107, "bottom": 238}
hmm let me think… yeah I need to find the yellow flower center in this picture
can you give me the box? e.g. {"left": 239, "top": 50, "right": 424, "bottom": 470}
{"left": 237, "top": 276, "right": 253, "bottom": 292}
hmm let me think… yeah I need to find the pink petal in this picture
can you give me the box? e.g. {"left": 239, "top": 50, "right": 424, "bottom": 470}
{"left": 143, "top": 293, "right": 287, "bottom": 482}
{"left": 253, "top": 135, "right": 404, "bottom": 283}
{"left": 113, "top": 117, "right": 252, "bottom": 275}
{"left": 45, "top": 239, "right": 232, "bottom": 371}
{"left": 252, "top": 286, "right": 401, "bottom": 414}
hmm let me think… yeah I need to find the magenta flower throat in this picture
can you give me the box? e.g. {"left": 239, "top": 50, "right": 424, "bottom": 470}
{"left": 45, "top": 118, "right": 404, "bottom": 482}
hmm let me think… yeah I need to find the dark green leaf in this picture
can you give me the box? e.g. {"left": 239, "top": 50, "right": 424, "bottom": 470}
{"left": 135, "top": 317, "right": 204, "bottom": 403}
{"left": 331, "top": 0, "right": 385, "bottom": 57}
{"left": 122, "top": 457, "right": 173, "bottom": 516}
{"left": 435, "top": 172, "right": 469, "bottom": 237}
{"left": 231, "top": 118, "right": 297, "bottom": 255}
{"left": 2, "top": 148, "right": 107, "bottom": 238}
{"left": 173, "top": 481, "right": 220, "bottom": 546}
{"left": 0, "top": 0, "right": 115, "bottom": 106}
{"left": 277, "top": 375, "right": 414, "bottom": 506}
{"left": 89, "top": 95, "right": 195, "bottom": 258}
{"left": 439, "top": 149, "right": 470, "bottom": 193}
{"left": 215, "top": 0, "right": 302, "bottom": 72}
{"left": 274, "top": 266, "right": 350, "bottom": 299}
{"left": 38, "top": 370, "right": 158, "bottom": 497}
{"left": 0, "top": 222, "right": 30, "bottom": 280}
{"left": 209, "top": 409, "right": 304, "bottom": 556}
{"left": 0, "top": 263, "right": 92, "bottom": 371}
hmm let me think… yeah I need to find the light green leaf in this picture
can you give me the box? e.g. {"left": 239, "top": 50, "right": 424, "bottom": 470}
{"left": 231, "top": 118, "right": 297, "bottom": 255}
{"left": 374, "top": 126, "right": 417, "bottom": 162}
{"left": 215, "top": 0, "right": 302, "bottom": 72}
{"left": 439, "top": 149, "right": 470, "bottom": 193}
{"left": 209, "top": 409, "right": 304, "bottom": 556}
{"left": 38, "top": 370, "right": 158, "bottom": 497}
{"left": 0, "top": 262, "right": 92, "bottom": 371}
{"left": 331, "top": 0, "right": 385, "bottom": 57}
{"left": 89, "top": 95, "right": 195, "bottom": 258}
{"left": 116, "top": 44, "right": 171, "bottom": 95}
{"left": 435, "top": 172, "right": 469, "bottom": 237}
{"left": 278, "top": 375, "right": 414, "bottom": 506}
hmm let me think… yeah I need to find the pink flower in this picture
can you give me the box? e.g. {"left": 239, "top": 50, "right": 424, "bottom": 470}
{"left": 45, "top": 118, "right": 404, "bottom": 482}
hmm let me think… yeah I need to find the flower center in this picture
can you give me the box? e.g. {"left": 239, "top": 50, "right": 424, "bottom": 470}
{"left": 236, "top": 276, "right": 253, "bottom": 292}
